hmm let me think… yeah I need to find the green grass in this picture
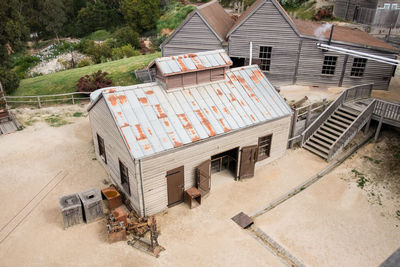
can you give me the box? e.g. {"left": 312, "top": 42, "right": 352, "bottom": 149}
{"left": 157, "top": 2, "right": 195, "bottom": 33}
{"left": 87, "top": 30, "right": 113, "bottom": 41}
{"left": 286, "top": 0, "right": 316, "bottom": 20}
{"left": 13, "top": 52, "right": 160, "bottom": 96}
{"left": 44, "top": 115, "right": 69, "bottom": 127}
{"left": 72, "top": 112, "right": 83, "bottom": 117}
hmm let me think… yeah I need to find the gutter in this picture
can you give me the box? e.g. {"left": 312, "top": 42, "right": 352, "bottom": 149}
{"left": 139, "top": 159, "right": 146, "bottom": 217}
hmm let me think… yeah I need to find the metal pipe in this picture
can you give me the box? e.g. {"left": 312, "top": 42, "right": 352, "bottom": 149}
{"left": 139, "top": 159, "right": 146, "bottom": 217}
{"left": 328, "top": 25, "right": 334, "bottom": 45}
{"left": 249, "top": 41, "right": 253, "bottom": 65}
{"left": 317, "top": 43, "right": 400, "bottom": 65}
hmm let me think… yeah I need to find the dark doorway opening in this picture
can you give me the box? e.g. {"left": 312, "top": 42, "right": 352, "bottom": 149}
{"left": 211, "top": 147, "right": 239, "bottom": 178}
{"left": 231, "top": 57, "right": 246, "bottom": 68}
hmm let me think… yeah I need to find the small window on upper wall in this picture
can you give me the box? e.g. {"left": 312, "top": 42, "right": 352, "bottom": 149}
{"left": 259, "top": 46, "right": 272, "bottom": 71}
{"left": 350, "top": 58, "right": 367, "bottom": 77}
{"left": 322, "top": 56, "right": 338, "bottom": 75}
{"left": 257, "top": 134, "right": 272, "bottom": 161}
{"left": 119, "top": 160, "right": 131, "bottom": 196}
{"left": 97, "top": 134, "right": 106, "bottom": 164}
{"left": 383, "top": 3, "right": 390, "bottom": 9}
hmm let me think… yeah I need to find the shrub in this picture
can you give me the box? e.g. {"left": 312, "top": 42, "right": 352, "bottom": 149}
{"left": 0, "top": 68, "right": 20, "bottom": 95}
{"left": 79, "top": 39, "right": 113, "bottom": 64}
{"left": 115, "top": 27, "right": 140, "bottom": 48}
{"left": 77, "top": 70, "right": 113, "bottom": 92}
{"left": 151, "top": 34, "right": 168, "bottom": 51}
{"left": 88, "top": 30, "right": 113, "bottom": 41}
{"left": 121, "top": 45, "right": 140, "bottom": 57}
{"left": 156, "top": 3, "right": 195, "bottom": 33}
{"left": 77, "top": 58, "right": 92, "bottom": 68}
{"left": 12, "top": 55, "right": 40, "bottom": 78}
{"left": 111, "top": 47, "right": 124, "bottom": 60}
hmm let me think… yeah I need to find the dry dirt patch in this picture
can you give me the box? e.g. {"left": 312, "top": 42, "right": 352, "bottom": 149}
{"left": 255, "top": 129, "right": 400, "bottom": 267}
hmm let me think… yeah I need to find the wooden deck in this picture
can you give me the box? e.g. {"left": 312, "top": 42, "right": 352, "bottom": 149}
{"left": 0, "top": 112, "right": 21, "bottom": 135}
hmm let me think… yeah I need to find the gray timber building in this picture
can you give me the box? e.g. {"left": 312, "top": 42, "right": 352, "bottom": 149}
{"left": 162, "top": 0, "right": 398, "bottom": 90}
{"left": 88, "top": 50, "right": 292, "bottom": 216}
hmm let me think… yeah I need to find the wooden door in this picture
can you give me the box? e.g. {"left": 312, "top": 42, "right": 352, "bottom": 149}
{"left": 166, "top": 166, "right": 184, "bottom": 206}
{"left": 196, "top": 160, "right": 211, "bottom": 196}
{"left": 239, "top": 145, "right": 258, "bottom": 179}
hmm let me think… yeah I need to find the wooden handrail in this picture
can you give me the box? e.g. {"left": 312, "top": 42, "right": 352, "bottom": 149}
{"left": 301, "top": 84, "right": 373, "bottom": 145}
{"left": 328, "top": 99, "right": 376, "bottom": 160}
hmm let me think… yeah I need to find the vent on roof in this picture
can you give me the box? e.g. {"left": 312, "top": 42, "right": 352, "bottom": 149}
{"left": 149, "top": 50, "right": 232, "bottom": 90}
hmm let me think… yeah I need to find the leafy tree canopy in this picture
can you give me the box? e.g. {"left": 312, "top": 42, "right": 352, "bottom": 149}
{"left": 122, "top": 0, "right": 161, "bottom": 34}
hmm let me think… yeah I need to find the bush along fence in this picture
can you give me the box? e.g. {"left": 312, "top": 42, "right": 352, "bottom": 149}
{"left": 5, "top": 92, "right": 92, "bottom": 108}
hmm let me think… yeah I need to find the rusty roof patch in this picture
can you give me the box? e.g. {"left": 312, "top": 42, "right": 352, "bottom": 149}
{"left": 96, "top": 63, "right": 291, "bottom": 159}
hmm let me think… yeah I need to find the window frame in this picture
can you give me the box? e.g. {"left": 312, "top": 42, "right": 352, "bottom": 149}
{"left": 259, "top": 46, "right": 272, "bottom": 72}
{"left": 97, "top": 134, "right": 107, "bottom": 164}
{"left": 350, "top": 57, "right": 367, "bottom": 78}
{"left": 119, "top": 160, "right": 131, "bottom": 196}
{"left": 257, "top": 134, "right": 273, "bottom": 161}
{"left": 321, "top": 56, "right": 338, "bottom": 76}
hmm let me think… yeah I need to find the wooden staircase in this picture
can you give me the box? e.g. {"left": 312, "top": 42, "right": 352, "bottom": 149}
{"left": 301, "top": 84, "right": 376, "bottom": 161}
{"left": 303, "top": 105, "right": 361, "bottom": 160}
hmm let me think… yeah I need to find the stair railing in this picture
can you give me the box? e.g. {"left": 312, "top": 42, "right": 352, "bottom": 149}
{"left": 301, "top": 84, "right": 373, "bottom": 145}
{"left": 327, "top": 99, "right": 376, "bottom": 160}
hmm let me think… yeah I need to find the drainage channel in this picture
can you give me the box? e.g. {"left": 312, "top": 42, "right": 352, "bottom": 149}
{"left": 238, "top": 131, "right": 375, "bottom": 266}
{"left": 0, "top": 170, "right": 69, "bottom": 244}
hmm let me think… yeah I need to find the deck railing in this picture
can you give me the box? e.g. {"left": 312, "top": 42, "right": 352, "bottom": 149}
{"left": 301, "top": 84, "right": 373, "bottom": 145}
{"left": 5, "top": 92, "right": 91, "bottom": 108}
{"left": 374, "top": 99, "right": 400, "bottom": 122}
{"left": 328, "top": 99, "right": 376, "bottom": 160}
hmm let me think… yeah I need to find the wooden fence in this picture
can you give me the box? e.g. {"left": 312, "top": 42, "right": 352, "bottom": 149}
{"left": 5, "top": 92, "right": 92, "bottom": 108}
{"left": 288, "top": 99, "right": 328, "bottom": 148}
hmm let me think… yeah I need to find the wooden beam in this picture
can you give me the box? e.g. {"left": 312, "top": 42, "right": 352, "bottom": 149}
{"left": 374, "top": 102, "right": 388, "bottom": 142}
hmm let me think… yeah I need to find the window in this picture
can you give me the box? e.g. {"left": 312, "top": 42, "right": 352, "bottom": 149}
{"left": 257, "top": 135, "right": 272, "bottom": 161}
{"left": 321, "top": 56, "right": 338, "bottom": 75}
{"left": 392, "top": 4, "right": 398, "bottom": 9}
{"left": 383, "top": 3, "right": 390, "bottom": 9}
{"left": 351, "top": 58, "right": 367, "bottom": 77}
{"left": 119, "top": 160, "right": 131, "bottom": 195}
{"left": 97, "top": 134, "right": 106, "bottom": 163}
{"left": 259, "top": 46, "right": 272, "bottom": 71}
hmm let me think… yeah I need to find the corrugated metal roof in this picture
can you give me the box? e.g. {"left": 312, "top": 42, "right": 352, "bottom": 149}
{"left": 149, "top": 50, "right": 232, "bottom": 76}
{"left": 97, "top": 65, "right": 291, "bottom": 159}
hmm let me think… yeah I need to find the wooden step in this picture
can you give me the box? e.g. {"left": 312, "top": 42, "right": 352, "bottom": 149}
{"left": 335, "top": 110, "right": 357, "bottom": 120}
{"left": 303, "top": 144, "right": 328, "bottom": 159}
{"left": 313, "top": 132, "right": 335, "bottom": 144}
{"left": 331, "top": 114, "right": 353, "bottom": 125}
{"left": 320, "top": 125, "right": 342, "bottom": 136}
{"left": 310, "top": 136, "right": 332, "bottom": 148}
{"left": 324, "top": 121, "right": 347, "bottom": 132}
{"left": 306, "top": 140, "right": 330, "bottom": 154}
{"left": 338, "top": 106, "right": 360, "bottom": 117}
{"left": 327, "top": 118, "right": 350, "bottom": 129}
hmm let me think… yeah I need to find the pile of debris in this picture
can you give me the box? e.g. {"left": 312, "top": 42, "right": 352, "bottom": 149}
{"left": 104, "top": 185, "right": 164, "bottom": 257}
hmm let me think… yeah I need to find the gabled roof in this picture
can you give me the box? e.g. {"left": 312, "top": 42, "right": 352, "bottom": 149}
{"left": 89, "top": 65, "right": 291, "bottom": 160}
{"left": 293, "top": 19, "right": 397, "bottom": 52}
{"left": 197, "top": 0, "right": 235, "bottom": 42}
{"left": 226, "top": 0, "right": 397, "bottom": 52}
{"left": 227, "top": 0, "right": 300, "bottom": 37}
{"left": 161, "top": 0, "right": 234, "bottom": 49}
{"left": 148, "top": 50, "right": 232, "bottom": 76}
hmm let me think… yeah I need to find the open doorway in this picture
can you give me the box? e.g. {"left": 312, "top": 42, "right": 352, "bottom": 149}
{"left": 211, "top": 147, "right": 239, "bottom": 178}
{"left": 231, "top": 57, "right": 246, "bottom": 68}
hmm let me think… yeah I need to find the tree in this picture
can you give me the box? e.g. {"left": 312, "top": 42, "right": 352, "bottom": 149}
{"left": 0, "top": 0, "right": 28, "bottom": 62}
{"left": 42, "top": 0, "right": 67, "bottom": 42}
{"left": 121, "top": 0, "right": 161, "bottom": 33}
{"left": 115, "top": 26, "right": 140, "bottom": 48}
{"left": 76, "top": 1, "right": 124, "bottom": 37}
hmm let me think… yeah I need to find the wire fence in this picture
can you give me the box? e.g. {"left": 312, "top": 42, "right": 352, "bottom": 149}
{"left": 5, "top": 92, "right": 92, "bottom": 108}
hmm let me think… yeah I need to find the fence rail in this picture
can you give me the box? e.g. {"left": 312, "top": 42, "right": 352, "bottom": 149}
{"left": 5, "top": 92, "right": 92, "bottom": 108}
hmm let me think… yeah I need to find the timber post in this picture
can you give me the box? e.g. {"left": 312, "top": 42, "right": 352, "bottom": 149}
{"left": 71, "top": 94, "right": 75, "bottom": 104}
{"left": 305, "top": 105, "right": 312, "bottom": 128}
{"left": 322, "top": 98, "right": 327, "bottom": 111}
{"left": 374, "top": 102, "right": 388, "bottom": 142}
{"left": 37, "top": 96, "right": 41, "bottom": 108}
{"left": 289, "top": 108, "right": 298, "bottom": 148}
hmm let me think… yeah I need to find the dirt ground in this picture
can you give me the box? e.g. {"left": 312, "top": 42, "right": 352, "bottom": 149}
{"left": 255, "top": 129, "right": 400, "bottom": 267}
{"left": 0, "top": 105, "right": 399, "bottom": 266}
